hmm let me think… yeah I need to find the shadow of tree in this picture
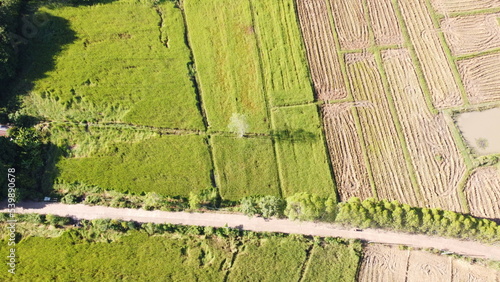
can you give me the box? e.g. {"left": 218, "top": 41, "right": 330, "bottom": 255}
{"left": 272, "top": 129, "right": 317, "bottom": 143}
{"left": 6, "top": 12, "right": 77, "bottom": 109}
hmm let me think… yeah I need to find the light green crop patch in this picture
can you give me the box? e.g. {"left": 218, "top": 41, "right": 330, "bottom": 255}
{"left": 21, "top": 1, "right": 203, "bottom": 129}
{"left": 185, "top": 0, "right": 270, "bottom": 133}
{"left": 57, "top": 135, "right": 213, "bottom": 196}
{"left": 228, "top": 237, "right": 309, "bottom": 281}
{"left": 252, "top": 0, "right": 314, "bottom": 106}
{"left": 272, "top": 105, "right": 336, "bottom": 198}
{"left": 211, "top": 136, "right": 281, "bottom": 200}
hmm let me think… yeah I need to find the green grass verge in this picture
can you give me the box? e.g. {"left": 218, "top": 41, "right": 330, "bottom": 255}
{"left": 211, "top": 136, "right": 280, "bottom": 200}
{"left": 302, "top": 241, "right": 362, "bottom": 282}
{"left": 228, "top": 237, "right": 309, "bottom": 281}
{"left": 251, "top": 0, "right": 314, "bottom": 106}
{"left": 19, "top": 1, "right": 203, "bottom": 129}
{"left": 57, "top": 135, "right": 213, "bottom": 196}
{"left": 184, "top": 0, "right": 269, "bottom": 133}
{"left": 272, "top": 105, "right": 335, "bottom": 198}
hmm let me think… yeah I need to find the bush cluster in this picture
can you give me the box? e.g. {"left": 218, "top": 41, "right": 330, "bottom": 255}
{"left": 335, "top": 197, "right": 500, "bottom": 242}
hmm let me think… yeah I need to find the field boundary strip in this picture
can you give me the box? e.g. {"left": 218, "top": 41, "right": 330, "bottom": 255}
{"left": 425, "top": 0, "right": 470, "bottom": 106}
{"left": 373, "top": 49, "right": 424, "bottom": 203}
{"left": 248, "top": 0, "right": 284, "bottom": 198}
{"left": 296, "top": 244, "right": 314, "bottom": 282}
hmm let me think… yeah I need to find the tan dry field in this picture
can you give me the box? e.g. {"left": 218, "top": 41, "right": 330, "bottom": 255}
{"left": 382, "top": 49, "right": 466, "bottom": 212}
{"left": 358, "top": 245, "right": 410, "bottom": 282}
{"left": 464, "top": 167, "right": 500, "bottom": 219}
{"left": 366, "top": 0, "right": 403, "bottom": 46}
{"left": 321, "top": 103, "right": 372, "bottom": 201}
{"left": 430, "top": 0, "right": 500, "bottom": 15}
{"left": 398, "top": 0, "right": 463, "bottom": 109}
{"left": 457, "top": 53, "right": 500, "bottom": 104}
{"left": 297, "top": 0, "right": 500, "bottom": 220}
{"left": 295, "top": 0, "right": 347, "bottom": 100}
{"left": 360, "top": 245, "right": 500, "bottom": 282}
{"left": 407, "top": 250, "right": 453, "bottom": 282}
{"left": 345, "top": 53, "right": 419, "bottom": 206}
{"left": 452, "top": 259, "right": 500, "bottom": 281}
{"left": 329, "top": 0, "right": 370, "bottom": 50}
{"left": 442, "top": 13, "right": 500, "bottom": 56}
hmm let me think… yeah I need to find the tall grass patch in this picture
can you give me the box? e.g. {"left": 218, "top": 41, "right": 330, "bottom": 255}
{"left": 57, "top": 135, "right": 213, "bottom": 196}
{"left": 211, "top": 136, "right": 280, "bottom": 200}
{"left": 302, "top": 241, "right": 362, "bottom": 281}
{"left": 20, "top": 1, "right": 203, "bottom": 129}
{"left": 185, "top": 0, "right": 269, "bottom": 133}
{"left": 272, "top": 105, "right": 335, "bottom": 197}
{"left": 252, "top": 0, "right": 314, "bottom": 106}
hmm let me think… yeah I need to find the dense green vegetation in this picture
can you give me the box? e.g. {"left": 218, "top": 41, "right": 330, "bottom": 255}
{"left": 0, "top": 0, "right": 22, "bottom": 88}
{"left": 272, "top": 105, "right": 335, "bottom": 197}
{"left": 212, "top": 136, "right": 280, "bottom": 200}
{"left": 0, "top": 127, "right": 48, "bottom": 200}
{"left": 0, "top": 216, "right": 362, "bottom": 280}
{"left": 17, "top": 0, "right": 203, "bottom": 129}
{"left": 57, "top": 135, "right": 213, "bottom": 196}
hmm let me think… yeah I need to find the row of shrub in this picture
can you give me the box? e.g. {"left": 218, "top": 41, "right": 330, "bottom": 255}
{"left": 335, "top": 197, "right": 500, "bottom": 242}
{"left": 239, "top": 193, "right": 500, "bottom": 243}
{"left": 55, "top": 182, "right": 223, "bottom": 211}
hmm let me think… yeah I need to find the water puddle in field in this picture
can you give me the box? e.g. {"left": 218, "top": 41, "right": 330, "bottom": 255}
{"left": 456, "top": 107, "right": 500, "bottom": 156}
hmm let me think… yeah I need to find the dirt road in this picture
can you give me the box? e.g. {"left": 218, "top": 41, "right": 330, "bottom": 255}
{"left": 3, "top": 202, "right": 500, "bottom": 261}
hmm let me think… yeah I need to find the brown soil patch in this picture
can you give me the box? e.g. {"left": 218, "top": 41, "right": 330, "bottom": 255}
{"left": 464, "top": 167, "right": 500, "bottom": 220}
{"left": 442, "top": 13, "right": 500, "bottom": 56}
{"left": 457, "top": 53, "right": 500, "bottom": 104}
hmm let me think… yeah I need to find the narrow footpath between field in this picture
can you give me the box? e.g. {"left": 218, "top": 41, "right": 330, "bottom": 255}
{"left": 2, "top": 202, "right": 500, "bottom": 261}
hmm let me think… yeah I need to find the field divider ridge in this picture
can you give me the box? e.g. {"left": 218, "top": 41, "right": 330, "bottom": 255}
{"left": 179, "top": 5, "right": 220, "bottom": 190}
{"left": 425, "top": 0, "right": 470, "bottom": 107}
{"left": 297, "top": 243, "right": 314, "bottom": 282}
{"left": 391, "top": 0, "right": 438, "bottom": 115}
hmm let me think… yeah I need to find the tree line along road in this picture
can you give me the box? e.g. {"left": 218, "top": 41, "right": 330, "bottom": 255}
{"left": 1, "top": 201, "right": 500, "bottom": 261}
